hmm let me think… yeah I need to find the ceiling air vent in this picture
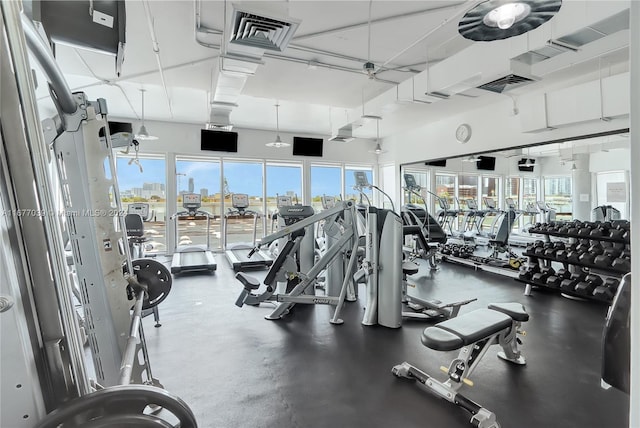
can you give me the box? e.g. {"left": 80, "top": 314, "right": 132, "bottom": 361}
{"left": 230, "top": 8, "right": 300, "bottom": 52}
{"left": 329, "top": 125, "right": 354, "bottom": 143}
{"left": 477, "top": 74, "right": 535, "bottom": 94}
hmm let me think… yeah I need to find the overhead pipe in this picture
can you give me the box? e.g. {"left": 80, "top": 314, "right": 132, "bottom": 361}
{"left": 194, "top": 0, "right": 422, "bottom": 75}
{"left": 374, "top": 0, "right": 481, "bottom": 74}
{"left": 141, "top": 0, "right": 173, "bottom": 118}
{"left": 73, "top": 49, "right": 140, "bottom": 119}
{"left": 292, "top": 2, "right": 466, "bottom": 42}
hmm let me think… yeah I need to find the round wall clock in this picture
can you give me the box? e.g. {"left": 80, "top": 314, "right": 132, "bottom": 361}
{"left": 456, "top": 124, "right": 472, "bottom": 144}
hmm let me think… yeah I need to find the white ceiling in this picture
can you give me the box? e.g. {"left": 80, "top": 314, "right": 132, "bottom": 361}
{"left": 31, "top": 0, "right": 630, "bottom": 139}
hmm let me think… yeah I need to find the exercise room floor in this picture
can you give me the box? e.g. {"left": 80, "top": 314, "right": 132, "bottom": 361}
{"left": 141, "top": 257, "right": 629, "bottom": 428}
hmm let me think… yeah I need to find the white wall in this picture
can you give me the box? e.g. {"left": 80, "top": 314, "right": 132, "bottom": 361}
{"left": 125, "top": 119, "right": 379, "bottom": 165}
{"left": 381, "top": 96, "right": 629, "bottom": 166}
{"left": 589, "top": 149, "right": 632, "bottom": 172}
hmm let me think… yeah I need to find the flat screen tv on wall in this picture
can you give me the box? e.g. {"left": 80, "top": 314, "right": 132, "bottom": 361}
{"left": 200, "top": 129, "right": 238, "bottom": 152}
{"left": 293, "top": 137, "right": 323, "bottom": 157}
{"left": 476, "top": 156, "right": 496, "bottom": 171}
{"left": 518, "top": 158, "right": 535, "bottom": 172}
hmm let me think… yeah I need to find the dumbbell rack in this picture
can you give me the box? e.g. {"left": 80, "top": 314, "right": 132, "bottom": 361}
{"left": 516, "top": 220, "right": 630, "bottom": 304}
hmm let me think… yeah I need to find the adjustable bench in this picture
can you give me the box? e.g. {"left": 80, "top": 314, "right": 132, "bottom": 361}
{"left": 392, "top": 303, "right": 529, "bottom": 428}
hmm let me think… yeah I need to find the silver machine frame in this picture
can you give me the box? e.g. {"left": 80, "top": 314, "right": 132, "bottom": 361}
{"left": 1, "top": 5, "right": 168, "bottom": 425}
{"left": 235, "top": 201, "right": 360, "bottom": 324}
{"left": 351, "top": 171, "right": 404, "bottom": 328}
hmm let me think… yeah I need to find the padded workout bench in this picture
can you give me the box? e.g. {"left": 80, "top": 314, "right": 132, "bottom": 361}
{"left": 392, "top": 303, "right": 529, "bottom": 428}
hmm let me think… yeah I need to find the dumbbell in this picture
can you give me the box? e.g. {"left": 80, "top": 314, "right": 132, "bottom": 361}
{"left": 592, "top": 277, "right": 620, "bottom": 301}
{"left": 575, "top": 274, "right": 604, "bottom": 296}
{"left": 546, "top": 268, "right": 569, "bottom": 289}
{"left": 534, "top": 243, "right": 547, "bottom": 257}
{"left": 560, "top": 273, "right": 586, "bottom": 293}
{"left": 578, "top": 252, "right": 596, "bottom": 265}
{"left": 532, "top": 266, "right": 555, "bottom": 284}
{"left": 577, "top": 223, "right": 593, "bottom": 237}
{"left": 589, "top": 224, "right": 607, "bottom": 238}
{"left": 612, "top": 257, "right": 631, "bottom": 273}
{"left": 519, "top": 265, "right": 540, "bottom": 282}
{"left": 593, "top": 247, "right": 621, "bottom": 268}
{"left": 544, "top": 244, "right": 557, "bottom": 257}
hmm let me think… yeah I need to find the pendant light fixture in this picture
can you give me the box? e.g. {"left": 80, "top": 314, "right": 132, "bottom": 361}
{"left": 367, "top": 116, "right": 386, "bottom": 155}
{"left": 266, "top": 103, "right": 290, "bottom": 148}
{"left": 136, "top": 89, "right": 158, "bottom": 140}
{"left": 458, "top": 0, "right": 562, "bottom": 42}
{"left": 462, "top": 154, "right": 481, "bottom": 162}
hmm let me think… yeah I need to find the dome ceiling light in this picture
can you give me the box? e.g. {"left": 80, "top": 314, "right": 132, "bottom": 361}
{"left": 459, "top": 0, "right": 562, "bottom": 42}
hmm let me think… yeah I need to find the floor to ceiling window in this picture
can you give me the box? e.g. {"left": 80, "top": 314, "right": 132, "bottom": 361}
{"left": 435, "top": 173, "right": 456, "bottom": 211}
{"left": 595, "top": 171, "right": 628, "bottom": 219}
{"left": 402, "top": 170, "right": 428, "bottom": 207}
{"left": 175, "top": 158, "right": 222, "bottom": 250}
{"left": 344, "top": 166, "right": 373, "bottom": 206}
{"left": 458, "top": 175, "right": 478, "bottom": 210}
{"left": 310, "top": 164, "right": 342, "bottom": 212}
{"left": 223, "top": 160, "right": 265, "bottom": 246}
{"left": 117, "top": 155, "right": 167, "bottom": 254}
{"left": 481, "top": 176, "right": 500, "bottom": 208}
{"left": 544, "top": 176, "right": 572, "bottom": 220}
{"left": 266, "top": 162, "right": 303, "bottom": 232}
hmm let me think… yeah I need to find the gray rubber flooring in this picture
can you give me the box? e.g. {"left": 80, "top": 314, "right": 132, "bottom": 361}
{"left": 142, "top": 257, "right": 629, "bottom": 428}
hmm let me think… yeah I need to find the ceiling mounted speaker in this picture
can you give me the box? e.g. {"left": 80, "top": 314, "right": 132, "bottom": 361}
{"left": 459, "top": 0, "right": 562, "bottom": 42}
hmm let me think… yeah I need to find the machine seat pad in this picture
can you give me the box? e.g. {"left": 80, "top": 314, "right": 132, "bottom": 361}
{"left": 235, "top": 272, "right": 260, "bottom": 290}
{"left": 421, "top": 309, "right": 512, "bottom": 351}
{"left": 488, "top": 303, "right": 529, "bottom": 322}
{"left": 402, "top": 262, "right": 419, "bottom": 276}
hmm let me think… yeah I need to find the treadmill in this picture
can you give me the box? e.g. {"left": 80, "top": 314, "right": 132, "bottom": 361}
{"left": 170, "top": 193, "right": 217, "bottom": 274}
{"left": 224, "top": 193, "right": 273, "bottom": 272}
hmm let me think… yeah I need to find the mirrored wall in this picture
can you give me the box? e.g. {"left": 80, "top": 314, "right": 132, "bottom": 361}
{"left": 400, "top": 131, "right": 631, "bottom": 225}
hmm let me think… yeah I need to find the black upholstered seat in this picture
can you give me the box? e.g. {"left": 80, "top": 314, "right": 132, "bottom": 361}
{"left": 235, "top": 272, "right": 260, "bottom": 290}
{"left": 402, "top": 261, "right": 419, "bottom": 276}
{"left": 421, "top": 309, "right": 512, "bottom": 351}
{"left": 488, "top": 303, "right": 529, "bottom": 322}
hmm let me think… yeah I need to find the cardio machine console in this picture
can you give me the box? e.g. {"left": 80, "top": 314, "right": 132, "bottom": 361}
{"left": 483, "top": 197, "right": 497, "bottom": 210}
{"left": 232, "top": 193, "right": 250, "bottom": 209}
{"left": 276, "top": 195, "right": 293, "bottom": 208}
{"left": 321, "top": 195, "right": 337, "bottom": 210}
{"left": 128, "top": 202, "right": 149, "bottom": 218}
{"left": 353, "top": 171, "right": 371, "bottom": 188}
{"left": 182, "top": 193, "right": 202, "bottom": 215}
{"left": 404, "top": 173, "right": 419, "bottom": 190}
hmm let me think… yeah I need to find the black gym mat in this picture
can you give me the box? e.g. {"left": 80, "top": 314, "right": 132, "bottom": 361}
{"left": 142, "top": 258, "right": 629, "bottom": 428}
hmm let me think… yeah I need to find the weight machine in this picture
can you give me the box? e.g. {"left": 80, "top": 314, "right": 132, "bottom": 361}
{"left": 0, "top": 6, "right": 195, "bottom": 426}
{"left": 235, "top": 201, "right": 360, "bottom": 323}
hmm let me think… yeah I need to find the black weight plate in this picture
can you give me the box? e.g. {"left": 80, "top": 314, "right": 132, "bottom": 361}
{"left": 126, "top": 259, "right": 172, "bottom": 310}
